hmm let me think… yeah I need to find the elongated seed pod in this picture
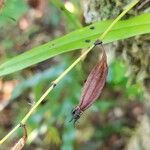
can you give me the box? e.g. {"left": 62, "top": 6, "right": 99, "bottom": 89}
{"left": 79, "top": 44, "right": 108, "bottom": 111}
{"left": 71, "top": 41, "right": 108, "bottom": 124}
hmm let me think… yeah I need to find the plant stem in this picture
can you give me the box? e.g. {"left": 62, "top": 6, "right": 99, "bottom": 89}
{"left": 21, "top": 45, "right": 95, "bottom": 125}
{"left": 0, "top": 0, "right": 140, "bottom": 145}
{"left": 99, "top": 0, "right": 140, "bottom": 40}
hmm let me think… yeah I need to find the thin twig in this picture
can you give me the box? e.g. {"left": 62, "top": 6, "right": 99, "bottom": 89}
{"left": 0, "top": 0, "right": 140, "bottom": 145}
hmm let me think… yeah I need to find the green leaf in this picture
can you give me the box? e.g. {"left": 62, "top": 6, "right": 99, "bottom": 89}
{"left": 0, "top": 13, "right": 150, "bottom": 76}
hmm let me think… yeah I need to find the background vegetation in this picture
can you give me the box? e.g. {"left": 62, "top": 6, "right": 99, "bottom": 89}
{"left": 0, "top": 0, "right": 149, "bottom": 149}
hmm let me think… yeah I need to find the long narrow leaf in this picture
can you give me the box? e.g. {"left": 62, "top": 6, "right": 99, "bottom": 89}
{"left": 0, "top": 13, "right": 150, "bottom": 76}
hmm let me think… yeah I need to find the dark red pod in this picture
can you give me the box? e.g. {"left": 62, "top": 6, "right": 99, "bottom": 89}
{"left": 71, "top": 40, "right": 108, "bottom": 124}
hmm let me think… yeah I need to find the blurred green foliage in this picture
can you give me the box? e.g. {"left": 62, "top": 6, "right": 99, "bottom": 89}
{"left": 0, "top": 0, "right": 145, "bottom": 149}
{"left": 9, "top": 57, "right": 143, "bottom": 149}
{"left": 0, "top": 0, "right": 28, "bottom": 26}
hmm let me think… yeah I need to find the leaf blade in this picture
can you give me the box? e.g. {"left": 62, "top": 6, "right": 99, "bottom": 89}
{"left": 0, "top": 13, "right": 150, "bottom": 76}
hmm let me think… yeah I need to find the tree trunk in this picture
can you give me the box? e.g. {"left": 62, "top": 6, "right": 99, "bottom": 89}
{"left": 81, "top": 0, "right": 150, "bottom": 149}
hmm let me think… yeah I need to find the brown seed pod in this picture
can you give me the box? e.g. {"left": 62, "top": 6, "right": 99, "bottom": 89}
{"left": 11, "top": 124, "right": 27, "bottom": 150}
{"left": 71, "top": 40, "right": 108, "bottom": 124}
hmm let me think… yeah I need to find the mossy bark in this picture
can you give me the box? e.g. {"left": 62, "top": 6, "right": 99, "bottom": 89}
{"left": 81, "top": 0, "right": 150, "bottom": 149}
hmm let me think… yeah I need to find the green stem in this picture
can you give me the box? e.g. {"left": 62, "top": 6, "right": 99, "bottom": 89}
{"left": 0, "top": 0, "right": 140, "bottom": 145}
{"left": 100, "top": 0, "right": 140, "bottom": 40}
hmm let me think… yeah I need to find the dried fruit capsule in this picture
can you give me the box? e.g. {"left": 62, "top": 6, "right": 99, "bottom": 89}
{"left": 71, "top": 41, "right": 108, "bottom": 125}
